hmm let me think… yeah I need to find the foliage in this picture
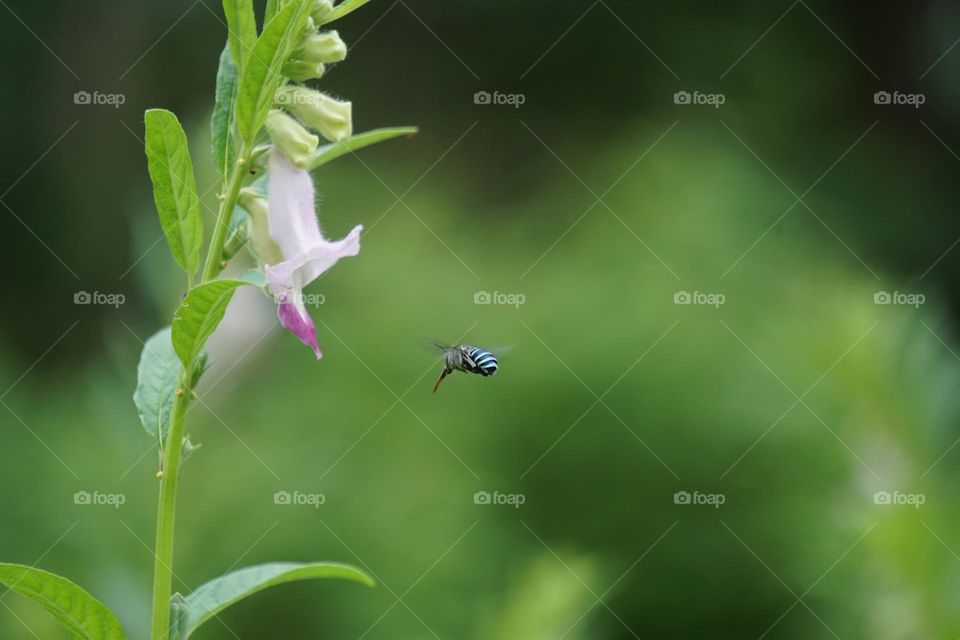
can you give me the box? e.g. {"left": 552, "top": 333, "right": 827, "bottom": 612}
{"left": 0, "top": 1, "right": 412, "bottom": 638}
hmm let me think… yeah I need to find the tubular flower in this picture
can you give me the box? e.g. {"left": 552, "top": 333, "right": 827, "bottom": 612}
{"left": 261, "top": 150, "right": 362, "bottom": 358}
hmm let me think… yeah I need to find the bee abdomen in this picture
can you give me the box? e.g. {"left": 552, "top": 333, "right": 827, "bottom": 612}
{"left": 467, "top": 347, "right": 498, "bottom": 377}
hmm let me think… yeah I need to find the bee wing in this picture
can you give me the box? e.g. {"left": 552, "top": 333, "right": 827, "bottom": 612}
{"left": 489, "top": 345, "right": 515, "bottom": 358}
{"left": 419, "top": 338, "right": 451, "bottom": 355}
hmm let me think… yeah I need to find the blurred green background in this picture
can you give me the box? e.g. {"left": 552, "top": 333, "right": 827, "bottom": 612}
{"left": 3, "top": 0, "right": 960, "bottom": 638}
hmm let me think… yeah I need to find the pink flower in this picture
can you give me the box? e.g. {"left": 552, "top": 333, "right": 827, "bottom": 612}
{"left": 263, "top": 151, "right": 362, "bottom": 358}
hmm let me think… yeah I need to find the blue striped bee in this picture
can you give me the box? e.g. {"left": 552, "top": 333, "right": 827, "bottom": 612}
{"left": 427, "top": 341, "right": 499, "bottom": 393}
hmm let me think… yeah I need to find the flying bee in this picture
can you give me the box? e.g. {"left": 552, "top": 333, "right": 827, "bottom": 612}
{"left": 425, "top": 341, "right": 500, "bottom": 393}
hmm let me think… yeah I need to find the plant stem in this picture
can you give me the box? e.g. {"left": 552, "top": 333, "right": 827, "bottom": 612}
{"left": 201, "top": 150, "right": 250, "bottom": 282}
{"left": 149, "top": 370, "right": 191, "bottom": 640}
{"left": 150, "top": 150, "right": 248, "bottom": 639}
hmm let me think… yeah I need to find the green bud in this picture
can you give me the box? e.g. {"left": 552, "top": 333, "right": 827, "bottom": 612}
{"left": 276, "top": 86, "right": 352, "bottom": 142}
{"left": 301, "top": 16, "right": 316, "bottom": 37}
{"left": 221, "top": 208, "right": 251, "bottom": 261}
{"left": 282, "top": 59, "right": 326, "bottom": 82}
{"left": 265, "top": 109, "right": 319, "bottom": 169}
{"left": 190, "top": 351, "right": 210, "bottom": 388}
{"left": 310, "top": 0, "right": 334, "bottom": 22}
{"left": 238, "top": 187, "right": 283, "bottom": 266}
{"left": 181, "top": 435, "right": 201, "bottom": 465}
{"left": 292, "top": 30, "right": 347, "bottom": 64}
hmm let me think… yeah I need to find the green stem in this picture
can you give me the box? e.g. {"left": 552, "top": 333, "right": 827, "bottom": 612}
{"left": 150, "top": 149, "right": 249, "bottom": 640}
{"left": 201, "top": 150, "right": 250, "bottom": 282}
{"left": 149, "top": 370, "right": 191, "bottom": 640}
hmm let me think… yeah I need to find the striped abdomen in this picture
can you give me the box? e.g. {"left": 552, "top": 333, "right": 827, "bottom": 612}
{"left": 464, "top": 346, "right": 498, "bottom": 376}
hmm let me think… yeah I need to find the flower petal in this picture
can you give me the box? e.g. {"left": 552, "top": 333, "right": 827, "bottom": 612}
{"left": 267, "top": 151, "right": 324, "bottom": 259}
{"left": 277, "top": 294, "right": 321, "bottom": 359}
{"left": 264, "top": 223, "right": 362, "bottom": 296}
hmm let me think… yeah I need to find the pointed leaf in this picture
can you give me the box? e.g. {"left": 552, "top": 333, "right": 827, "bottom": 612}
{"left": 144, "top": 109, "right": 203, "bottom": 275}
{"left": 211, "top": 44, "right": 239, "bottom": 178}
{"left": 235, "top": 0, "right": 312, "bottom": 146}
{"left": 133, "top": 327, "right": 180, "bottom": 442}
{"left": 133, "top": 328, "right": 211, "bottom": 442}
{"left": 222, "top": 0, "right": 257, "bottom": 72}
{"left": 319, "top": 0, "right": 372, "bottom": 24}
{"left": 171, "top": 271, "right": 265, "bottom": 367}
{"left": 309, "top": 127, "right": 418, "bottom": 170}
{"left": 183, "top": 562, "right": 374, "bottom": 637}
{"left": 0, "top": 563, "right": 127, "bottom": 640}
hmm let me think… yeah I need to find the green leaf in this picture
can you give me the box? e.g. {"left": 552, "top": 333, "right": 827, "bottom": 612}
{"left": 133, "top": 327, "right": 180, "bottom": 442}
{"left": 211, "top": 44, "right": 239, "bottom": 179}
{"left": 133, "top": 328, "right": 211, "bottom": 443}
{"left": 309, "top": 126, "right": 418, "bottom": 170}
{"left": 182, "top": 562, "right": 374, "bottom": 637}
{"left": 171, "top": 271, "right": 264, "bottom": 367}
{"left": 319, "top": 0, "right": 372, "bottom": 24}
{"left": 222, "top": 0, "right": 257, "bottom": 72}
{"left": 169, "top": 593, "right": 189, "bottom": 640}
{"left": 263, "top": 0, "right": 279, "bottom": 25}
{"left": 144, "top": 109, "right": 204, "bottom": 276}
{"left": 0, "top": 563, "right": 128, "bottom": 640}
{"left": 235, "top": 0, "right": 312, "bottom": 146}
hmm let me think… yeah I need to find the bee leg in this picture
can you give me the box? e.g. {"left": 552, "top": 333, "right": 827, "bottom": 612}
{"left": 433, "top": 367, "right": 450, "bottom": 394}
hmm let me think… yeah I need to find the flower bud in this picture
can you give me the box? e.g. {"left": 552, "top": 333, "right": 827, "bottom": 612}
{"left": 181, "top": 435, "right": 200, "bottom": 465}
{"left": 276, "top": 86, "right": 352, "bottom": 142}
{"left": 282, "top": 59, "right": 326, "bottom": 82}
{"left": 237, "top": 188, "right": 283, "bottom": 266}
{"left": 310, "top": 0, "right": 334, "bottom": 22}
{"left": 292, "top": 30, "right": 347, "bottom": 64}
{"left": 221, "top": 208, "right": 251, "bottom": 261}
{"left": 265, "top": 109, "right": 319, "bottom": 168}
{"left": 301, "top": 16, "right": 316, "bottom": 37}
{"left": 190, "top": 352, "right": 210, "bottom": 388}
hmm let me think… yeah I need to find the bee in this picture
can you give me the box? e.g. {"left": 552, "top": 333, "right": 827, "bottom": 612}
{"left": 426, "top": 341, "right": 500, "bottom": 393}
